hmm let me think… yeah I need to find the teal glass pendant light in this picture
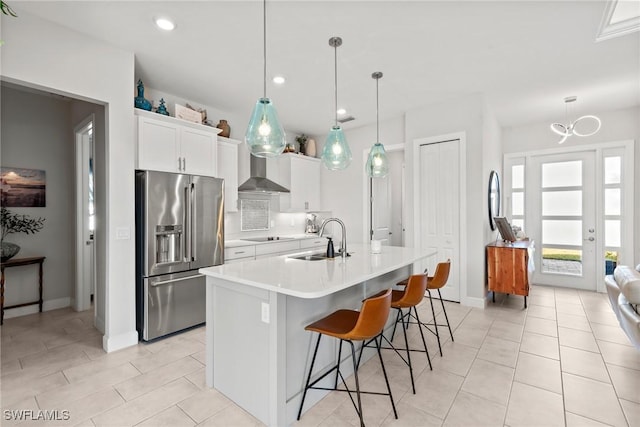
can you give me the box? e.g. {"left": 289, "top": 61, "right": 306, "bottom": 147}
{"left": 321, "top": 37, "right": 352, "bottom": 170}
{"left": 366, "top": 72, "right": 389, "bottom": 178}
{"left": 245, "top": 0, "right": 286, "bottom": 158}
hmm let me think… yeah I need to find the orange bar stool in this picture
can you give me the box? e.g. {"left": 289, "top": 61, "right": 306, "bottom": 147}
{"left": 386, "top": 274, "right": 433, "bottom": 393}
{"left": 297, "top": 289, "right": 397, "bottom": 427}
{"left": 426, "top": 260, "right": 454, "bottom": 356}
{"left": 395, "top": 260, "right": 454, "bottom": 356}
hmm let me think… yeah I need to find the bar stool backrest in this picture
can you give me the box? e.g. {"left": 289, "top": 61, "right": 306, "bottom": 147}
{"left": 348, "top": 289, "right": 392, "bottom": 341}
{"left": 428, "top": 260, "right": 451, "bottom": 290}
{"left": 397, "top": 274, "right": 428, "bottom": 306}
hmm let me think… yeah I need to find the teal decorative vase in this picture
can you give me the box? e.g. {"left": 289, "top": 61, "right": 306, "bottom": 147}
{"left": 156, "top": 98, "right": 169, "bottom": 116}
{"left": 1, "top": 241, "right": 20, "bottom": 262}
{"left": 134, "top": 79, "right": 152, "bottom": 111}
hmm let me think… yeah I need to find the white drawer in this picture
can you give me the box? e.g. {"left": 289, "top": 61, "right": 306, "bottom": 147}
{"left": 300, "top": 238, "right": 327, "bottom": 249}
{"left": 255, "top": 241, "right": 301, "bottom": 256}
{"left": 225, "top": 246, "right": 256, "bottom": 261}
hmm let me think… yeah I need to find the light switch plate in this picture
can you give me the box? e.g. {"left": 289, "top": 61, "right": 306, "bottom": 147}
{"left": 261, "top": 302, "right": 270, "bottom": 324}
{"left": 116, "top": 227, "right": 131, "bottom": 240}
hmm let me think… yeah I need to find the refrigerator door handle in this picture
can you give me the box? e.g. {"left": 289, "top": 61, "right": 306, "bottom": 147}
{"left": 150, "top": 274, "right": 204, "bottom": 287}
{"left": 184, "top": 185, "right": 192, "bottom": 262}
{"left": 190, "top": 182, "right": 196, "bottom": 262}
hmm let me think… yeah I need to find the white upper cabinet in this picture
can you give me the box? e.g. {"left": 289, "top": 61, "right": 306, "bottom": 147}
{"left": 276, "top": 153, "right": 321, "bottom": 212}
{"left": 217, "top": 136, "right": 241, "bottom": 212}
{"left": 136, "top": 109, "right": 220, "bottom": 177}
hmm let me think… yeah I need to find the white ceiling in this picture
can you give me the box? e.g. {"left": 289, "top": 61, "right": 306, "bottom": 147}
{"left": 10, "top": 0, "right": 640, "bottom": 136}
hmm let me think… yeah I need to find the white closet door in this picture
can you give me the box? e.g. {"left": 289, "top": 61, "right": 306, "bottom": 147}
{"left": 419, "top": 140, "right": 460, "bottom": 302}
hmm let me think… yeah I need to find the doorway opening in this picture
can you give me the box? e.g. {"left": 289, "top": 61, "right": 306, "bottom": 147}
{"left": 75, "top": 115, "right": 96, "bottom": 312}
{"left": 362, "top": 144, "right": 405, "bottom": 246}
{"left": 504, "top": 141, "right": 634, "bottom": 292}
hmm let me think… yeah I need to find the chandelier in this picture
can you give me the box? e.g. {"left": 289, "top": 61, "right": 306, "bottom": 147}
{"left": 550, "top": 96, "right": 601, "bottom": 144}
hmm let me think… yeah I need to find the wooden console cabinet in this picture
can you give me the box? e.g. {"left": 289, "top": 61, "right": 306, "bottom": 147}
{"left": 486, "top": 240, "right": 535, "bottom": 308}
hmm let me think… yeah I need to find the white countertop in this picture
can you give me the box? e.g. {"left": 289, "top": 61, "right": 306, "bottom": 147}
{"left": 200, "top": 243, "right": 434, "bottom": 298}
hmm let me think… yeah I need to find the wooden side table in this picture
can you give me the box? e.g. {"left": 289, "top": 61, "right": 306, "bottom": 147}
{"left": 486, "top": 241, "right": 534, "bottom": 308}
{"left": 1, "top": 256, "right": 46, "bottom": 325}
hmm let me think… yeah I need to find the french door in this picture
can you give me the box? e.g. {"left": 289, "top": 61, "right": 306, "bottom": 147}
{"left": 529, "top": 151, "right": 596, "bottom": 290}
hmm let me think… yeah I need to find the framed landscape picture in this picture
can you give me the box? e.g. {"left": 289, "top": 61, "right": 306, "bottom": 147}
{"left": 0, "top": 167, "right": 46, "bottom": 207}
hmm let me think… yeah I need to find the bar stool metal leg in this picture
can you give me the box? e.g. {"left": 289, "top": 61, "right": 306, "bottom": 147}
{"left": 335, "top": 339, "right": 343, "bottom": 389}
{"left": 412, "top": 306, "right": 433, "bottom": 370}
{"left": 375, "top": 335, "right": 398, "bottom": 419}
{"left": 438, "top": 289, "right": 454, "bottom": 341}
{"left": 298, "top": 333, "right": 322, "bottom": 421}
{"left": 398, "top": 307, "right": 416, "bottom": 394}
{"left": 348, "top": 340, "right": 365, "bottom": 427}
{"left": 426, "top": 289, "right": 443, "bottom": 356}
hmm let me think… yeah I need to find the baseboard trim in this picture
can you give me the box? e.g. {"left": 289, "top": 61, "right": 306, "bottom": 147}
{"left": 461, "top": 295, "right": 487, "bottom": 309}
{"left": 3, "top": 297, "right": 71, "bottom": 319}
{"left": 94, "top": 315, "right": 106, "bottom": 334}
{"left": 103, "top": 330, "right": 138, "bottom": 353}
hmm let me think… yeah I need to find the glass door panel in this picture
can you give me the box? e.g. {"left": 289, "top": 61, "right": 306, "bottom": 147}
{"left": 530, "top": 151, "right": 596, "bottom": 290}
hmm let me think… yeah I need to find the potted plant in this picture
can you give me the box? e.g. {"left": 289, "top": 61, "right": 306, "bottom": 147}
{"left": 1, "top": 207, "right": 45, "bottom": 262}
{"left": 295, "top": 134, "right": 308, "bottom": 154}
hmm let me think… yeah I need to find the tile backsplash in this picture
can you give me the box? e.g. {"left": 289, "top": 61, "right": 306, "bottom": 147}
{"left": 225, "top": 195, "right": 331, "bottom": 240}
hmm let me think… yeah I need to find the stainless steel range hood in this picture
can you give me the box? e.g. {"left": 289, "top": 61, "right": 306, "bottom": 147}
{"left": 238, "top": 155, "right": 290, "bottom": 193}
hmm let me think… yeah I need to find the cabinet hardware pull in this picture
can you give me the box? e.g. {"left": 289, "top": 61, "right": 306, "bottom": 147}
{"left": 151, "top": 274, "right": 204, "bottom": 287}
{"left": 178, "top": 157, "right": 182, "bottom": 171}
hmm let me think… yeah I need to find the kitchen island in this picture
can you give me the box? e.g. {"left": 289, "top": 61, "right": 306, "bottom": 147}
{"left": 199, "top": 243, "right": 435, "bottom": 426}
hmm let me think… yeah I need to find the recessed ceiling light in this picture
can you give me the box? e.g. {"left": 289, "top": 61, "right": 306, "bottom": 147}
{"left": 337, "top": 108, "right": 347, "bottom": 115}
{"left": 155, "top": 17, "right": 176, "bottom": 31}
{"left": 272, "top": 76, "right": 286, "bottom": 85}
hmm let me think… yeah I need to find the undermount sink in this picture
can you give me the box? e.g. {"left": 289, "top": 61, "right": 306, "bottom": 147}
{"left": 288, "top": 254, "right": 328, "bottom": 261}
{"left": 288, "top": 251, "right": 352, "bottom": 261}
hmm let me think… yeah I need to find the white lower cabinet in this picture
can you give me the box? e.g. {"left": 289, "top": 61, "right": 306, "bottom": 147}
{"left": 254, "top": 241, "right": 301, "bottom": 259}
{"left": 300, "top": 237, "right": 327, "bottom": 250}
{"left": 224, "top": 238, "right": 325, "bottom": 264}
{"left": 224, "top": 246, "right": 256, "bottom": 263}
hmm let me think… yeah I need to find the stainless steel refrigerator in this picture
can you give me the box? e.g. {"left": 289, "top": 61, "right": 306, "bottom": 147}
{"left": 135, "top": 170, "right": 224, "bottom": 341}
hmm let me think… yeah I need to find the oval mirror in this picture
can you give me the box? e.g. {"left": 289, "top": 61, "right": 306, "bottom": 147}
{"left": 488, "top": 170, "right": 500, "bottom": 230}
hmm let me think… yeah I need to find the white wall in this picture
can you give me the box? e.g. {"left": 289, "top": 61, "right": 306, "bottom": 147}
{"left": 1, "top": 86, "right": 74, "bottom": 313}
{"left": 319, "top": 116, "right": 405, "bottom": 244}
{"left": 2, "top": 11, "right": 137, "bottom": 351}
{"left": 482, "top": 98, "right": 504, "bottom": 245}
{"left": 404, "top": 94, "right": 490, "bottom": 303}
{"left": 503, "top": 106, "right": 640, "bottom": 263}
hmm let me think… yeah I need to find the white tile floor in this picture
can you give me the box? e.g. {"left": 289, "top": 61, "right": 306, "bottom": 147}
{"left": 1, "top": 284, "right": 638, "bottom": 426}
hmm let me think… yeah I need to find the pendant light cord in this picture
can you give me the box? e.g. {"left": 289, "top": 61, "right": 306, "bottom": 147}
{"left": 263, "top": 0, "right": 267, "bottom": 99}
{"left": 376, "top": 77, "right": 379, "bottom": 144}
{"left": 334, "top": 43, "right": 338, "bottom": 127}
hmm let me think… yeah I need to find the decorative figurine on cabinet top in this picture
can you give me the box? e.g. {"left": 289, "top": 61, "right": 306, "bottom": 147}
{"left": 156, "top": 98, "right": 169, "bottom": 116}
{"left": 134, "top": 79, "right": 152, "bottom": 111}
{"left": 216, "top": 119, "right": 231, "bottom": 137}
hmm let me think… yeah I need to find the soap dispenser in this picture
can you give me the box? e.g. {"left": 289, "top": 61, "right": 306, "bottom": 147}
{"left": 326, "top": 237, "right": 335, "bottom": 258}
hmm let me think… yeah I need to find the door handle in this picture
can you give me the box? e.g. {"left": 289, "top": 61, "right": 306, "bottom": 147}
{"left": 151, "top": 274, "right": 204, "bottom": 287}
{"left": 584, "top": 237, "right": 595, "bottom": 242}
{"left": 86, "top": 240, "right": 94, "bottom": 245}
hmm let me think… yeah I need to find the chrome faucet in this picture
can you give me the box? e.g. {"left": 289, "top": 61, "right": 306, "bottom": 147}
{"left": 318, "top": 218, "right": 348, "bottom": 259}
